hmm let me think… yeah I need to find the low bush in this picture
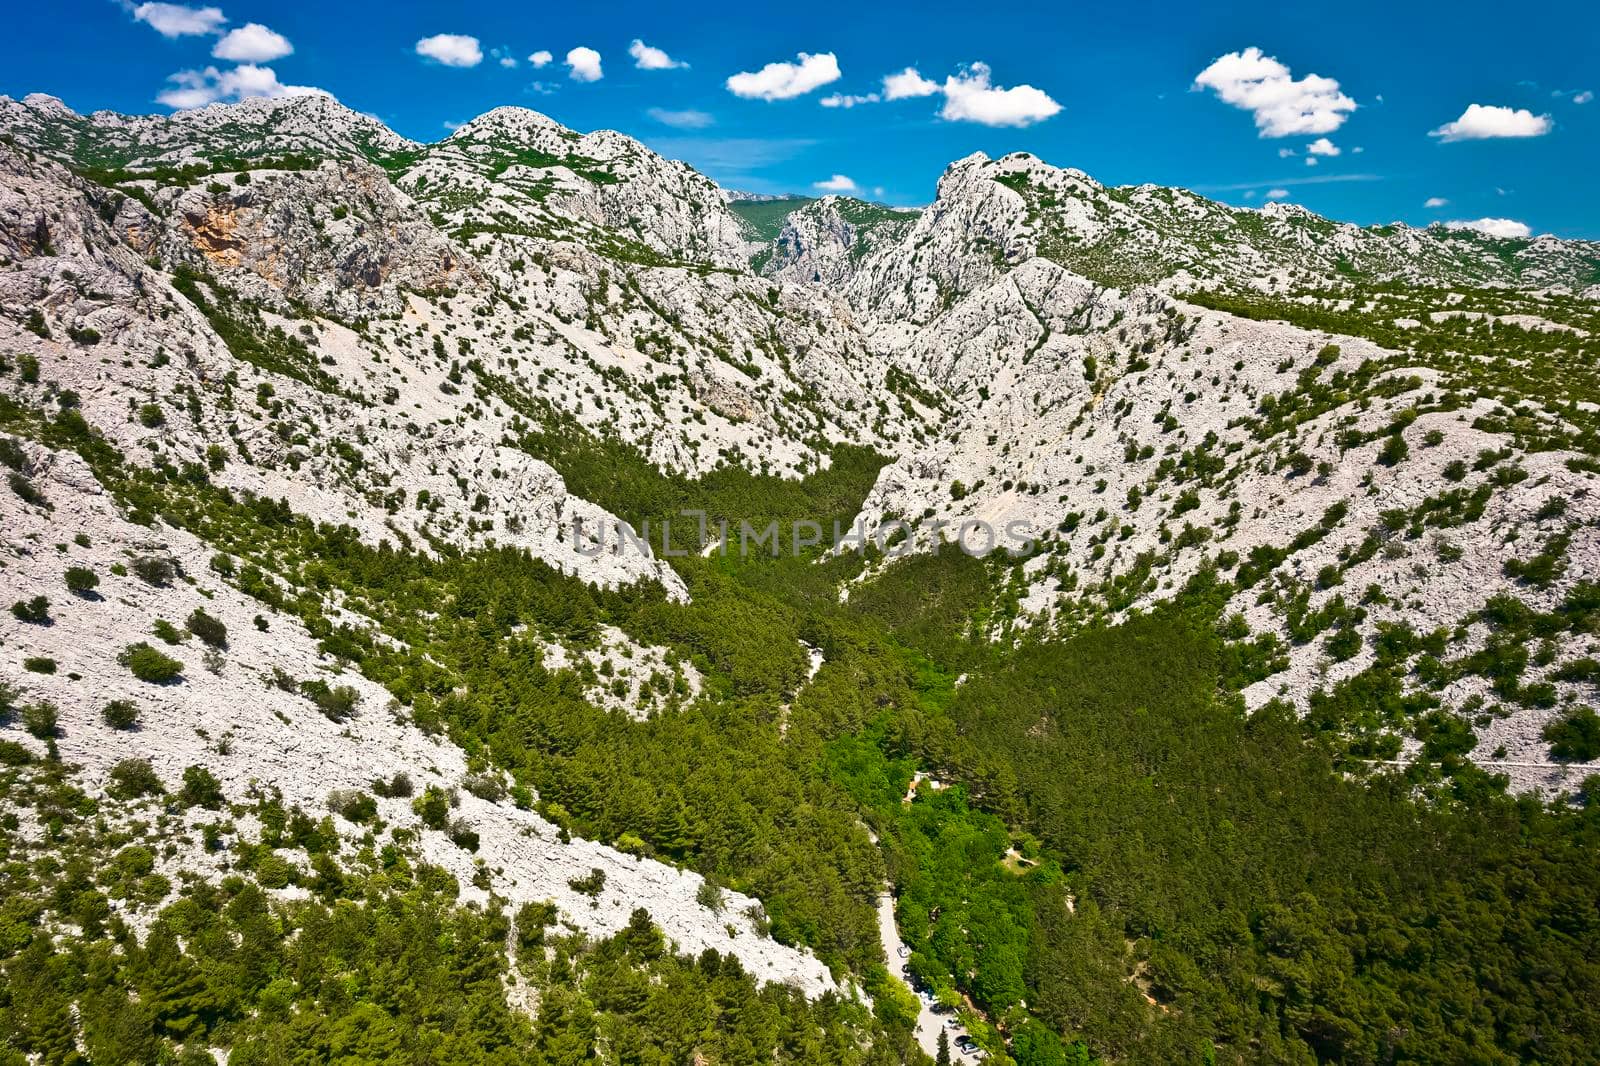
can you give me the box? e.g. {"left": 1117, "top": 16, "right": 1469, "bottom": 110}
{"left": 179, "top": 765, "right": 225, "bottom": 809}
{"left": 102, "top": 699, "right": 141, "bottom": 729}
{"left": 64, "top": 566, "right": 99, "bottom": 594}
{"left": 187, "top": 608, "right": 228, "bottom": 648}
{"left": 22, "top": 701, "right": 58, "bottom": 739}
{"left": 10, "top": 596, "right": 50, "bottom": 624}
{"left": 108, "top": 758, "right": 163, "bottom": 799}
{"left": 119, "top": 642, "right": 183, "bottom": 683}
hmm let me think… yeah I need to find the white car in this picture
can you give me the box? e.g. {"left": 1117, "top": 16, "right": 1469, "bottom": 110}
{"left": 896, "top": 944, "right": 911, "bottom": 958}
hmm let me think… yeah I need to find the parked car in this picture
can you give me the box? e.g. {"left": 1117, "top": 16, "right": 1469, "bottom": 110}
{"left": 896, "top": 944, "right": 911, "bottom": 958}
{"left": 955, "top": 1037, "right": 979, "bottom": 1054}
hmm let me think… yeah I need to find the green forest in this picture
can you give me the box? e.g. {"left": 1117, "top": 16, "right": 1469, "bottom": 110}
{"left": 4, "top": 385, "right": 1600, "bottom": 1065}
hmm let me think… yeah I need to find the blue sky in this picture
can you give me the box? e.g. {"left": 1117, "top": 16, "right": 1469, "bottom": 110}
{"left": 5, "top": 0, "right": 1598, "bottom": 237}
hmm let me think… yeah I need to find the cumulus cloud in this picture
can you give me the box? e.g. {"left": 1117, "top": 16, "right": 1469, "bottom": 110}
{"left": 647, "top": 107, "right": 713, "bottom": 129}
{"left": 1424, "top": 196, "right": 1449, "bottom": 208}
{"left": 1265, "top": 188, "right": 1291, "bottom": 199}
{"left": 415, "top": 34, "right": 482, "bottom": 68}
{"left": 940, "top": 63, "right": 1060, "bottom": 127}
{"left": 1430, "top": 103, "right": 1552, "bottom": 141}
{"left": 566, "top": 46, "right": 602, "bottom": 82}
{"left": 528, "top": 50, "right": 553, "bottom": 68}
{"left": 629, "top": 39, "right": 685, "bottom": 70}
{"left": 212, "top": 23, "right": 292, "bottom": 62}
{"left": 882, "top": 67, "right": 940, "bottom": 100}
{"left": 157, "top": 64, "right": 326, "bottom": 109}
{"left": 1575, "top": 90, "right": 1594, "bottom": 105}
{"left": 814, "top": 174, "right": 858, "bottom": 193}
{"left": 1445, "top": 217, "right": 1532, "bottom": 238}
{"left": 726, "top": 52, "right": 841, "bottom": 101}
{"left": 1306, "top": 137, "right": 1340, "bottom": 156}
{"left": 1193, "top": 46, "right": 1355, "bottom": 137}
{"left": 1277, "top": 147, "right": 1297, "bottom": 158}
{"left": 132, "top": 2, "right": 224, "bottom": 37}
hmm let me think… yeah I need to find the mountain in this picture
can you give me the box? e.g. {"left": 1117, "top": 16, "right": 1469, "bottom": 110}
{"left": 3, "top": 91, "right": 1600, "bottom": 1064}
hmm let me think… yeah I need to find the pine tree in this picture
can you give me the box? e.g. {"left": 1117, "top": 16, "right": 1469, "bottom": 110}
{"left": 937, "top": 1028, "right": 952, "bottom": 1066}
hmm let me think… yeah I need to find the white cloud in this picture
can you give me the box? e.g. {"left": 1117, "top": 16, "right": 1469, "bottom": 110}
{"left": 1277, "top": 147, "right": 1297, "bottom": 158}
{"left": 820, "top": 92, "right": 879, "bottom": 108}
{"left": 882, "top": 67, "right": 939, "bottom": 100}
{"left": 1445, "top": 217, "right": 1532, "bottom": 238}
{"left": 1424, "top": 196, "right": 1449, "bottom": 208}
{"left": 528, "top": 50, "right": 552, "bottom": 68}
{"left": 499, "top": 56, "right": 517, "bottom": 69}
{"left": 814, "top": 174, "right": 858, "bottom": 193}
{"left": 726, "top": 52, "right": 841, "bottom": 101}
{"left": 157, "top": 64, "right": 327, "bottom": 109}
{"left": 1304, "top": 156, "right": 1318, "bottom": 166}
{"left": 1265, "top": 188, "right": 1290, "bottom": 199}
{"left": 629, "top": 39, "right": 685, "bottom": 70}
{"left": 1575, "top": 90, "right": 1594, "bottom": 105}
{"left": 647, "top": 107, "right": 713, "bottom": 129}
{"left": 1306, "top": 136, "right": 1340, "bottom": 156}
{"left": 415, "top": 34, "right": 482, "bottom": 68}
{"left": 132, "top": 2, "right": 224, "bottom": 37}
{"left": 1430, "top": 104, "right": 1552, "bottom": 142}
{"left": 1193, "top": 46, "right": 1355, "bottom": 137}
{"left": 939, "top": 63, "right": 1060, "bottom": 127}
{"left": 212, "top": 23, "right": 292, "bottom": 63}
{"left": 566, "top": 46, "right": 602, "bottom": 82}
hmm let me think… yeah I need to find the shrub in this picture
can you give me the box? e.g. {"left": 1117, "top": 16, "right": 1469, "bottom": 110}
{"left": 137, "top": 403, "right": 165, "bottom": 428}
{"left": 372, "top": 771, "right": 414, "bottom": 798}
{"left": 10, "top": 596, "right": 49, "bottom": 623}
{"left": 8, "top": 472, "right": 48, "bottom": 508}
{"left": 413, "top": 786, "right": 452, "bottom": 829}
{"left": 14, "top": 594, "right": 53, "bottom": 626}
{"left": 187, "top": 608, "right": 228, "bottom": 648}
{"left": 254, "top": 853, "right": 294, "bottom": 889}
{"left": 0, "top": 680, "right": 17, "bottom": 724}
{"left": 569, "top": 868, "right": 607, "bottom": 897}
{"left": 697, "top": 880, "right": 725, "bottom": 912}
{"left": 448, "top": 817, "right": 479, "bottom": 852}
{"left": 179, "top": 765, "right": 225, "bottom": 809}
{"left": 102, "top": 699, "right": 141, "bottom": 729}
{"left": 108, "top": 758, "right": 163, "bottom": 799}
{"left": 462, "top": 773, "right": 505, "bottom": 802}
{"left": 130, "top": 555, "right": 176, "bottom": 586}
{"left": 22, "top": 701, "right": 58, "bottom": 739}
{"left": 300, "top": 679, "right": 358, "bottom": 721}
{"left": 153, "top": 619, "right": 185, "bottom": 644}
{"left": 1377, "top": 434, "right": 1409, "bottom": 467}
{"left": 119, "top": 642, "right": 183, "bottom": 683}
{"left": 1544, "top": 707, "right": 1600, "bottom": 762}
{"left": 328, "top": 788, "right": 378, "bottom": 823}
{"left": 22, "top": 657, "right": 56, "bottom": 674}
{"left": 64, "top": 566, "right": 99, "bottom": 594}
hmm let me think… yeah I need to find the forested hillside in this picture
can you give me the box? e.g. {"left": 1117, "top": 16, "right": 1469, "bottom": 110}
{"left": 2, "top": 90, "right": 1598, "bottom": 1065}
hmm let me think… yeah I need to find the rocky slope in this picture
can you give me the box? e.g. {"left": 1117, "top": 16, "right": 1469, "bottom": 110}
{"left": 3, "top": 88, "right": 1600, "bottom": 999}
